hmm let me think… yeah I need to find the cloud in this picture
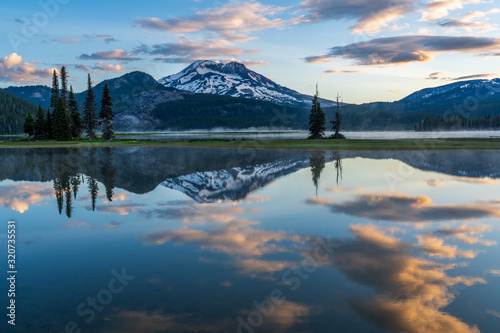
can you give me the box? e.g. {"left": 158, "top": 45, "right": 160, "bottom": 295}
{"left": 427, "top": 71, "right": 446, "bottom": 80}
{"left": 301, "top": 0, "right": 414, "bottom": 34}
{"left": 94, "top": 203, "right": 144, "bottom": 215}
{"left": 487, "top": 270, "right": 500, "bottom": 277}
{"left": 324, "top": 69, "right": 365, "bottom": 74}
{"left": 234, "top": 258, "right": 294, "bottom": 276}
{"left": 220, "top": 58, "right": 270, "bottom": 67}
{"left": 309, "top": 35, "right": 500, "bottom": 65}
{"left": 136, "top": 37, "right": 252, "bottom": 64}
{"left": 307, "top": 193, "right": 500, "bottom": 222}
{"left": 0, "top": 182, "right": 54, "bottom": 213}
{"left": 78, "top": 49, "right": 141, "bottom": 62}
{"left": 95, "top": 34, "right": 119, "bottom": 44}
{"left": 487, "top": 310, "right": 500, "bottom": 319}
{"left": 0, "top": 53, "right": 57, "bottom": 83}
{"left": 94, "top": 62, "right": 123, "bottom": 73}
{"left": 136, "top": 2, "right": 305, "bottom": 42}
{"left": 304, "top": 55, "right": 334, "bottom": 64}
{"left": 140, "top": 219, "right": 289, "bottom": 256}
{"left": 434, "top": 223, "right": 496, "bottom": 246}
{"left": 305, "top": 224, "right": 484, "bottom": 333}
{"left": 420, "top": 0, "right": 484, "bottom": 22}
{"left": 417, "top": 235, "right": 477, "bottom": 258}
{"left": 52, "top": 37, "right": 81, "bottom": 44}
{"left": 426, "top": 71, "right": 498, "bottom": 81}
{"left": 451, "top": 73, "right": 498, "bottom": 80}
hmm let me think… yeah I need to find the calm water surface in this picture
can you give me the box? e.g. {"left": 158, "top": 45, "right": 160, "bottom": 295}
{"left": 0, "top": 147, "right": 499, "bottom": 332}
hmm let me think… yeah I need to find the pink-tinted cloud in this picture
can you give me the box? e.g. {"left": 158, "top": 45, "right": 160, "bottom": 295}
{"left": 79, "top": 49, "right": 141, "bottom": 62}
{"left": 136, "top": 2, "right": 306, "bottom": 42}
{"left": 0, "top": 53, "right": 57, "bottom": 84}
{"left": 301, "top": 0, "right": 414, "bottom": 34}
{"left": 307, "top": 35, "right": 500, "bottom": 66}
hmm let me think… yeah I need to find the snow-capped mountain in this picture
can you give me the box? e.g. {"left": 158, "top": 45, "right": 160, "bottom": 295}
{"left": 159, "top": 60, "right": 335, "bottom": 108}
{"left": 401, "top": 78, "right": 500, "bottom": 102}
{"left": 161, "top": 157, "right": 310, "bottom": 203}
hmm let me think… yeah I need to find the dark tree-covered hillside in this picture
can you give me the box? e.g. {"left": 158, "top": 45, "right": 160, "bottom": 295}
{"left": 0, "top": 89, "right": 40, "bottom": 135}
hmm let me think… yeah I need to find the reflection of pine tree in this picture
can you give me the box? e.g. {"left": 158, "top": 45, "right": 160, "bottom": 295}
{"left": 70, "top": 175, "right": 81, "bottom": 200}
{"left": 54, "top": 177, "right": 64, "bottom": 214}
{"left": 310, "top": 151, "right": 326, "bottom": 195}
{"left": 100, "top": 148, "right": 116, "bottom": 202}
{"left": 65, "top": 184, "right": 72, "bottom": 218}
{"left": 332, "top": 151, "right": 343, "bottom": 186}
{"left": 87, "top": 176, "right": 99, "bottom": 211}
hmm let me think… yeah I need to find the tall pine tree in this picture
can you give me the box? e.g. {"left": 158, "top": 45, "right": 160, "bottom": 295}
{"left": 330, "top": 94, "right": 345, "bottom": 139}
{"left": 45, "top": 109, "right": 53, "bottom": 139}
{"left": 60, "top": 66, "right": 69, "bottom": 108}
{"left": 52, "top": 98, "right": 72, "bottom": 141}
{"left": 308, "top": 85, "right": 325, "bottom": 139}
{"left": 50, "top": 70, "right": 59, "bottom": 110}
{"left": 34, "top": 105, "right": 46, "bottom": 140}
{"left": 23, "top": 111, "right": 35, "bottom": 137}
{"left": 83, "top": 74, "right": 98, "bottom": 140}
{"left": 69, "top": 86, "right": 83, "bottom": 139}
{"left": 99, "top": 84, "right": 114, "bottom": 141}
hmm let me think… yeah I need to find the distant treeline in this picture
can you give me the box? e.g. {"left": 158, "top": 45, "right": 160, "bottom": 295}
{"left": 415, "top": 114, "right": 500, "bottom": 131}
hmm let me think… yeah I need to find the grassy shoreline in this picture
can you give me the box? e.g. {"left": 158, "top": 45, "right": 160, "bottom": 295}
{"left": 1, "top": 137, "right": 500, "bottom": 150}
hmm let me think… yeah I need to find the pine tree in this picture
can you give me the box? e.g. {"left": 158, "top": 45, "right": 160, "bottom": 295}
{"left": 308, "top": 85, "right": 325, "bottom": 139}
{"left": 34, "top": 105, "right": 46, "bottom": 140}
{"left": 69, "top": 86, "right": 83, "bottom": 139}
{"left": 23, "top": 111, "right": 35, "bottom": 137}
{"left": 45, "top": 110, "right": 53, "bottom": 139}
{"left": 52, "top": 98, "right": 72, "bottom": 141}
{"left": 330, "top": 94, "right": 345, "bottom": 139}
{"left": 50, "top": 70, "right": 59, "bottom": 110}
{"left": 83, "top": 74, "right": 98, "bottom": 140}
{"left": 60, "top": 66, "right": 68, "bottom": 108}
{"left": 99, "top": 84, "right": 114, "bottom": 141}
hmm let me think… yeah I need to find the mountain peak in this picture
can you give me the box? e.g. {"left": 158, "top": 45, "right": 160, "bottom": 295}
{"left": 159, "top": 60, "right": 335, "bottom": 108}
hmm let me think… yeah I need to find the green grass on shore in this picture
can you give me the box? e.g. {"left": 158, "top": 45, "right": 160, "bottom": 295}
{"left": 1, "top": 137, "right": 500, "bottom": 150}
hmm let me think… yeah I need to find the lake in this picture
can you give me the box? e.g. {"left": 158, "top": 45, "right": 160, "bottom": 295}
{"left": 1, "top": 147, "right": 499, "bottom": 332}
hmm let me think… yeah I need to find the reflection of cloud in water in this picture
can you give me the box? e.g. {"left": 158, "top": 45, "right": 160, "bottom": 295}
{"left": 417, "top": 235, "right": 477, "bottom": 258}
{"left": 141, "top": 219, "right": 288, "bottom": 256}
{"left": 308, "top": 193, "right": 500, "bottom": 222}
{"left": 267, "top": 300, "right": 310, "bottom": 327}
{"left": 234, "top": 258, "right": 294, "bottom": 276}
{"left": 0, "top": 182, "right": 53, "bottom": 213}
{"left": 487, "top": 270, "right": 500, "bottom": 277}
{"left": 104, "top": 310, "right": 221, "bottom": 333}
{"left": 434, "top": 223, "right": 496, "bottom": 246}
{"left": 305, "top": 224, "right": 484, "bottom": 333}
{"left": 94, "top": 203, "right": 144, "bottom": 216}
{"left": 138, "top": 201, "right": 245, "bottom": 225}
{"left": 487, "top": 310, "right": 500, "bottom": 319}
{"left": 427, "top": 177, "right": 500, "bottom": 188}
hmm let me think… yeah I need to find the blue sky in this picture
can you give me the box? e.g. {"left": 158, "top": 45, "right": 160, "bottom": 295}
{"left": 1, "top": 0, "right": 500, "bottom": 103}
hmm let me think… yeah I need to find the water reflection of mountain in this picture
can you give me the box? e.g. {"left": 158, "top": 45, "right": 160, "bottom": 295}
{"left": 162, "top": 158, "right": 309, "bottom": 203}
{"left": 1, "top": 148, "right": 499, "bottom": 203}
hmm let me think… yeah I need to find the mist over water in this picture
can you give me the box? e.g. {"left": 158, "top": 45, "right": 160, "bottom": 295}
{"left": 119, "top": 130, "right": 500, "bottom": 141}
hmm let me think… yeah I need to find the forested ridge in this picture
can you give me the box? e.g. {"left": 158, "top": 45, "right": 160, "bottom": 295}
{"left": 0, "top": 89, "right": 40, "bottom": 135}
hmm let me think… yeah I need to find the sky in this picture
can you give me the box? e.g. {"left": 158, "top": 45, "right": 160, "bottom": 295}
{"left": 1, "top": 0, "right": 500, "bottom": 103}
